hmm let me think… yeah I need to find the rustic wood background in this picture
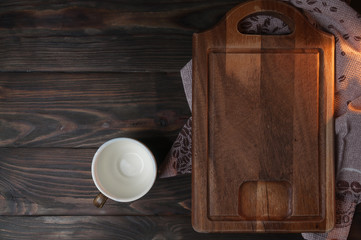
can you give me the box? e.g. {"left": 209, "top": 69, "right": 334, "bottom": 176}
{"left": 0, "top": 0, "right": 360, "bottom": 239}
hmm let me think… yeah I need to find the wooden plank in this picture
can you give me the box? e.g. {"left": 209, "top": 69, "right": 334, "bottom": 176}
{"left": 0, "top": 148, "right": 191, "bottom": 215}
{"left": 0, "top": 216, "right": 304, "bottom": 240}
{"left": 0, "top": 34, "right": 192, "bottom": 72}
{"left": 0, "top": 0, "right": 246, "bottom": 72}
{"left": 0, "top": 72, "right": 190, "bottom": 148}
{"left": 350, "top": 1, "right": 361, "bottom": 13}
{"left": 348, "top": 204, "right": 361, "bottom": 240}
{"left": 0, "top": 0, "right": 242, "bottom": 34}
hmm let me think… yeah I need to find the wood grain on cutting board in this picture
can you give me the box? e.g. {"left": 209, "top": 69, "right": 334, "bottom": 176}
{"left": 192, "top": 0, "right": 335, "bottom": 233}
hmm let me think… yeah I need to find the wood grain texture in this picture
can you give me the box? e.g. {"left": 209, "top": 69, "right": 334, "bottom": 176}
{"left": 0, "top": 73, "right": 190, "bottom": 148}
{"left": 0, "top": 148, "right": 191, "bottom": 216}
{"left": 0, "top": 0, "right": 248, "bottom": 72}
{"left": 0, "top": 0, "right": 243, "bottom": 33}
{"left": 348, "top": 204, "right": 361, "bottom": 240}
{"left": 192, "top": 0, "right": 335, "bottom": 232}
{"left": 0, "top": 0, "right": 359, "bottom": 239}
{"left": 0, "top": 35, "right": 192, "bottom": 72}
{"left": 0, "top": 216, "right": 304, "bottom": 240}
{"left": 350, "top": 0, "right": 361, "bottom": 13}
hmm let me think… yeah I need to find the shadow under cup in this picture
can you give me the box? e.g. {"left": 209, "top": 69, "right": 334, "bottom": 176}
{"left": 91, "top": 138, "right": 157, "bottom": 207}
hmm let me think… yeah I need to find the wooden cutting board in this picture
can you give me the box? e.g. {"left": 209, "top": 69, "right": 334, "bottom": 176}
{"left": 192, "top": 0, "right": 335, "bottom": 233}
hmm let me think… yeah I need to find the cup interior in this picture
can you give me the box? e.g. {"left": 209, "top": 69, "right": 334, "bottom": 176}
{"left": 92, "top": 138, "right": 157, "bottom": 202}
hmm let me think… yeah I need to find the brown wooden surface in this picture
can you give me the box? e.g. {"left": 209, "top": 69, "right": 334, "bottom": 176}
{"left": 0, "top": 73, "right": 188, "bottom": 149}
{"left": 350, "top": 0, "right": 361, "bottom": 13}
{"left": 0, "top": 216, "right": 305, "bottom": 240}
{"left": 0, "top": 0, "right": 360, "bottom": 239}
{"left": 193, "top": 0, "right": 335, "bottom": 233}
{"left": 0, "top": 0, "right": 243, "bottom": 72}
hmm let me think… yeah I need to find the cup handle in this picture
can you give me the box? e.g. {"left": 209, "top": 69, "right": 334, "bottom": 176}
{"left": 93, "top": 192, "right": 108, "bottom": 208}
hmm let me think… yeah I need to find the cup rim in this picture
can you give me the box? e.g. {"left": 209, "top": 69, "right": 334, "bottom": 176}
{"left": 91, "top": 137, "right": 157, "bottom": 202}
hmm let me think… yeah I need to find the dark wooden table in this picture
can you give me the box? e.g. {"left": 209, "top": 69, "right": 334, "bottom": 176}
{"left": 0, "top": 1, "right": 360, "bottom": 239}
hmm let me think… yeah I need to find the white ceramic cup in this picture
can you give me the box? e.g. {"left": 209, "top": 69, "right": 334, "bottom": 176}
{"left": 91, "top": 138, "right": 157, "bottom": 207}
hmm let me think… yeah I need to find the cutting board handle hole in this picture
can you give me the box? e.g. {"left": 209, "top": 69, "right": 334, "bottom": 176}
{"left": 237, "top": 12, "right": 294, "bottom": 35}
